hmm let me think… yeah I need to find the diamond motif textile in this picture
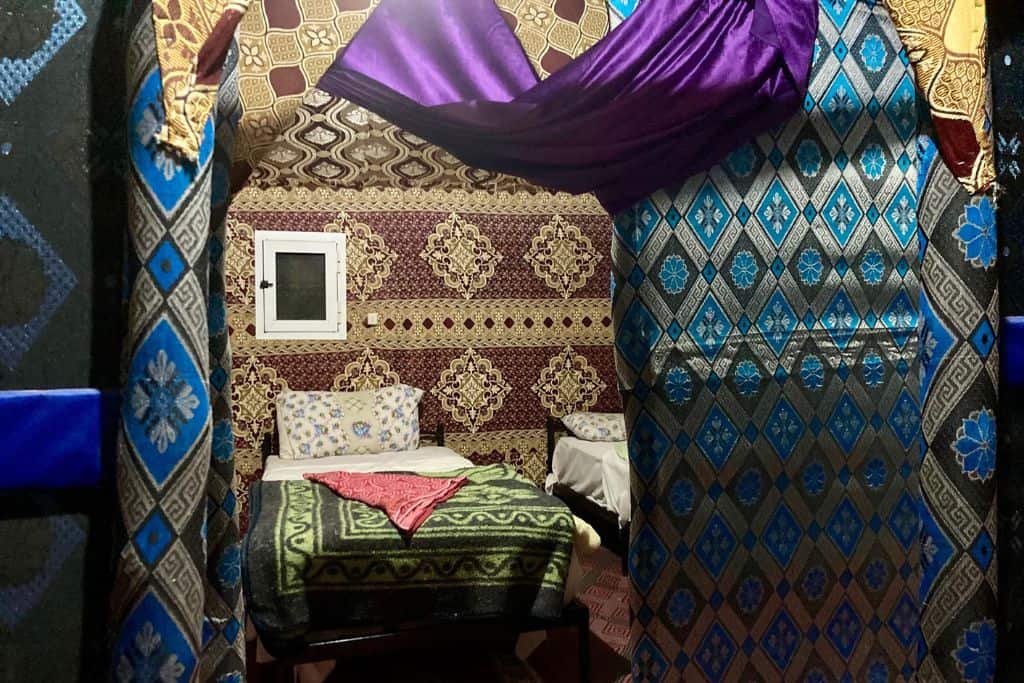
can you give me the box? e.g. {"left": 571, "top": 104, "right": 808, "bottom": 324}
{"left": 611, "top": 2, "right": 923, "bottom": 679}
{"left": 914, "top": 135, "right": 999, "bottom": 682}
{"left": 112, "top": 7, "right": 246, "bottom": 680}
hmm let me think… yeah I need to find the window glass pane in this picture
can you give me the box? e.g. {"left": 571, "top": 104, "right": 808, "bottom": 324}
{"left": 275, "top": 252, "right": 327, "bottom": 320}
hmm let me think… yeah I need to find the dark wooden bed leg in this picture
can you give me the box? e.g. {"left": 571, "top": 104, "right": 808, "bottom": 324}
{"left": 575, "top": 602, "right": 591, "bottom": 683}
{"left": 546, "top": 415, "right": 558, "bottom": 476}
{"left": 270, "top": 660, "right": 293, "bottom": 683}
{"left": 620, "top": 524, "right": 630, "bottom": 576}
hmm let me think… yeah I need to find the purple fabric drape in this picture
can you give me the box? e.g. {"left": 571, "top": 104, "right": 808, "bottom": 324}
{"left": 317, "top": 0, "right": 818, "bottom": 214}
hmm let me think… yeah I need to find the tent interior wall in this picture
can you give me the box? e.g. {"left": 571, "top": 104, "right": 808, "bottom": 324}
{"left": 226, "top": 0, "right": 623, "bottom": 529}
{"left": 0, "top": 0, "right": 125, "bottom": 679}
{"left": 0, "top": 0, "right": 1021, "bottom": 682}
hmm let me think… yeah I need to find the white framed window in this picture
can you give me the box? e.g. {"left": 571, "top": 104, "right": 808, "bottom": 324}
{"left": 254, "top": 230, "right": 347, "bottom": 340}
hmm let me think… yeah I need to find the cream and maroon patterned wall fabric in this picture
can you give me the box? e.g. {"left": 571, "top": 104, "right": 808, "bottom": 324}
{"left": 227, "top": 187, "right": 621, "bottom": 527}
{"left": 233, "top": 0, "right": 610, "bottom": 184}
{"left": 227, "top": 0, "right": 618, "bottom": 526}
{"left": 245, "top": 87, "right": 541, "bottom": 192}
{"left": 233, "top": 0, "right": 380, "bottom": 179}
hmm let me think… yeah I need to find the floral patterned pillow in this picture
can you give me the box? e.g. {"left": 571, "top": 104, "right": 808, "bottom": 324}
{"left": 561, "top": 412, "right": 626, "bottom": 442}
{"left": 276, "top": 385, "right": 424, "bottom": 459}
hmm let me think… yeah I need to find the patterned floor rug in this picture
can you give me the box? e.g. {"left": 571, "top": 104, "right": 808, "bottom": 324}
{"left": 526, "top": 546, "right": 631, "bottom": 683}
{"left": 575, "top": 546, "right": 631, "bottom": 656}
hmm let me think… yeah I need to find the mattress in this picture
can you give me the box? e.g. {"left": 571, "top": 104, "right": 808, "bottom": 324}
{"left": 545, "top": 437, "right": 630, "bottom": 526}
{"left": 261, "top": 447, "right": 474, "bottom": 481}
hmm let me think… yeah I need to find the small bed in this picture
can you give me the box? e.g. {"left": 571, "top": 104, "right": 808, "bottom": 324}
{"left": 244, "top": 386, "right": 593, "bottom": 682}
{"left": 546, "top": 414, "right": 630, "bottom": 573}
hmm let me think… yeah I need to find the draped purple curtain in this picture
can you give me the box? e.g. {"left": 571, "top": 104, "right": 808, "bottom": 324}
{"left": 317, "top": 0, "right": 817, "bottom": 214}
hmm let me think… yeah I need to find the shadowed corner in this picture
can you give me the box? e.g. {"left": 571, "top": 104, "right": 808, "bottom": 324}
{"left": 87, "top": 0, "right": 127, "bottom": 391}
{"left": 86, "top": 0, "right": 129, "bottom": 678}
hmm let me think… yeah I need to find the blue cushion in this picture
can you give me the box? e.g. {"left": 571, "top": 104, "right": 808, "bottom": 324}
{"left": 0, "top": 389, "right": 118, "bottom": 490}
{"left": 1004, "top": 317, "right": 1024, "bottom": 389}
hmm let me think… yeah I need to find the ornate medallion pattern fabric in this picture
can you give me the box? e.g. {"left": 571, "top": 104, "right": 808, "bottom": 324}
{"left": 884, "top": 0, "right": 996, "bottom": 194}
{"left": 149, "top": 0, "right": 250, "bottom": 160}
{"left": 226, "top": 187, "right": 621, "bottom": 529}
{"left": 243, "top": 88, "right": 543, "bottom": 192}
{"left": 234, "top": 0, "right": 609, "bottom": 181}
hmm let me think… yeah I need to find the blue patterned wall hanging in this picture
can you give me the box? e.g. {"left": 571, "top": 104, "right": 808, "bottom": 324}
{"left": 611, "top": 1, "right": 924, "bottom": 679}
{"left": 915, "top": 135, "right": 999, "bottom": 682}
{"left": 201, "top": 36, "right": 247, "bottom": 680}
{"left": 111, "top": 5, "right": 245, "bottom": 681}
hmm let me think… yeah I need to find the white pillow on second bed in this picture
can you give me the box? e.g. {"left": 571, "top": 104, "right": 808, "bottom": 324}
{"left": 561, "top": 412, "right": 626, "bottom": 442}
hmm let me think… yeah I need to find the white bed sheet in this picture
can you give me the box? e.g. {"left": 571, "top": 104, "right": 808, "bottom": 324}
{"left": 261, "top": 447, "right": 474, "bottom": 481}
{"left": 545, "top": 437, "right": 630, "bottom": 526}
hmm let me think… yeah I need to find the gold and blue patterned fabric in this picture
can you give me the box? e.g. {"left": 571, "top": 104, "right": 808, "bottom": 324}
{"left": 607, "top": 0, "right": 639, "bottom": 28}
{"left": 612, "top": 1, "right": 923, "bottom": 679}
{"left": 915, "top": 134, "right": 999, "bottom": 683}
{"left": 206, "top": 33, "right": 247, "bottom": 682}
{"left": 111, "top": 5, "right": 245, "bottom": 681}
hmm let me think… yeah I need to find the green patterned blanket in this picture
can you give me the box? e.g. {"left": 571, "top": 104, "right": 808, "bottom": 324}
{"left": 243, "top": 464, "right": 575, "bottom": 648}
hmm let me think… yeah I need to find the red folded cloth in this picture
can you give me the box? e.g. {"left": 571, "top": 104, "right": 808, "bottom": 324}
{"left": 304, "top": 470, "right": 468, "bottom": 534}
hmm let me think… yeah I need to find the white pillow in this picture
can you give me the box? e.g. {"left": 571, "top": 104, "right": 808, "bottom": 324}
{"left": 561, "top": 412, "right": 626, "bottom": 442}
{"left": 276, "top": 385, "right": 424, "bottom": 459}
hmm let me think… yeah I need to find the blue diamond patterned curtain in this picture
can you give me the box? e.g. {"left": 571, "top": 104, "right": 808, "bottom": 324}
{"left": 614, "top": 0, "right": 917, "bottom": 679}
{"left": 111, "top": 5, "right": 246, "bottom": 681}
{"left": 610, "top": 0, "right": 1000, "bottom": 680}
{"left": 914, "top": 134, "right": 999, "bottom": 681}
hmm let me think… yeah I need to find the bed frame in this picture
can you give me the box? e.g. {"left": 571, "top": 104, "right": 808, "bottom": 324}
{"left": 250, "top": 600, "right": 591, "bottom": 683}
{"left": 546, "top": 416, "right": 630, "bottom": 576}
{"left": 251, "top": 412, "right": 592, "bottom": 683}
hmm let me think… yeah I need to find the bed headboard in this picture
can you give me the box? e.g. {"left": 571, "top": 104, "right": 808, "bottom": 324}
{"left": 259, "top": 411, "right": 446, "bottom": 468}
{"left": 546, "top": 415, "right": 570, "bottom": 476}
